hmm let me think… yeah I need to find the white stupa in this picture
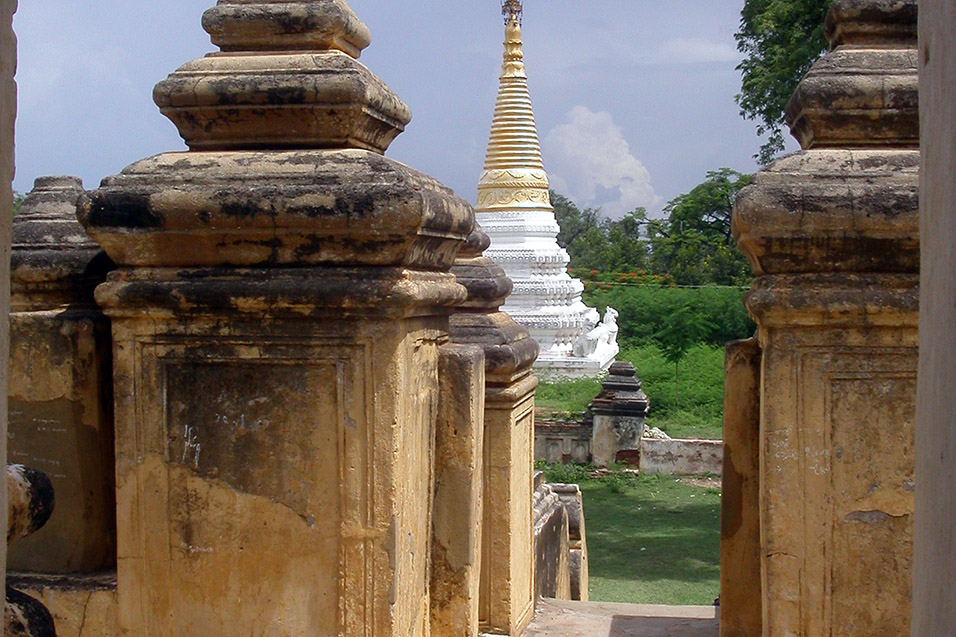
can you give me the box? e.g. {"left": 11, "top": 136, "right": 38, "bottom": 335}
{"left": 476, "top": 2, "right": 618, "bottom": 378}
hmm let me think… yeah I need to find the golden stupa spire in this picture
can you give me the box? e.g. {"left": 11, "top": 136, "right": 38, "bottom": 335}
{"left": 477, "top": 0, "right": 552, "bottom": 212}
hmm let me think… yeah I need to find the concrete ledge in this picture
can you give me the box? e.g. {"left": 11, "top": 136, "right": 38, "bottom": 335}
{"left": 525, "top": 599, "right": 718, "bottom": 636}
{"left": 9, "top": 572, "right": 118, "bottom": 636}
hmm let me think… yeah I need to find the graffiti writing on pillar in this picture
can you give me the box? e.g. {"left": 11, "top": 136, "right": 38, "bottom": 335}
{"left": 182, "top": 425, "right": 201, "bottom": 469}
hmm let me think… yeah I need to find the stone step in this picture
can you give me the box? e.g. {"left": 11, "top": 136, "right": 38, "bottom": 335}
{"left": 522, "top": 599, "right": 718, "bottom": 637}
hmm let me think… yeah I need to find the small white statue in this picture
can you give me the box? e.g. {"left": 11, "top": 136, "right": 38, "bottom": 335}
{"left": 573, "top": 306, "right": 620, "bottom": 358}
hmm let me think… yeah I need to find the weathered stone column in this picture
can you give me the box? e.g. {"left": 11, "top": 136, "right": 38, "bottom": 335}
{"left": 78, "top": 2, "right": 473, "bottom": 635}
{"left": 8, "top": 177, "right": 115, "bottom": 574}
{"left": 531, "top": 473, "right": 570, "bottom": 603}
{"left": 589, "top": 362, "right": 648, "bottom": 469}
{"left": 449, "top": 228, "right": 538, "bottom": 635}
{"left": 431, "top": 343, "right": 485, "bottom": 637}
{"left": 719, "top": 338, "right": 761, "bottom": 637}
{"left": 733, "top": 1, "right": 919, "bottom": 634}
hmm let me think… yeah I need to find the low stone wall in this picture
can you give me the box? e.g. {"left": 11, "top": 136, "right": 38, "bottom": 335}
{"left": 535, "top": 421, "right": 723, "bottom": 476}
{"left": 532, "top": 473, "right": 571, "bottom": 602}
{"left": 534, "top": 421, "right": 591, "bottom": 464}
{"left": 639, "top": 439, "right": 723, "bottom": 476}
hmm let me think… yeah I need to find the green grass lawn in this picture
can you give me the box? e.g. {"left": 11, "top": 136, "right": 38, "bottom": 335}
{"left": 540, "top": 465, "right": 722, "bottom": 606}
{"left": 536, "top": 344, "right": 725, "bottom": 440}
{"left": 535, "top": 377, "right": 602, "bottom": 418}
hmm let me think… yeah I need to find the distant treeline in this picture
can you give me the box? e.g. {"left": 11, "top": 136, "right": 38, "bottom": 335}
{"left": 554, "top": 168, "right": 757, "bottom": 351}
{"left": 553, "top": 168, "right": 753, "bottom": 288}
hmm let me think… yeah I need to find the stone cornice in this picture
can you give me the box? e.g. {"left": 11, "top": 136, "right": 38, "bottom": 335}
{"left": 80, "top": 149, "right": 474, "bottom": 270}
{"left": 733, "top": 149, "right": 919, "bottom": 276}
{"left": 743, "top": 272, "right": 918, "bottom": 327}
{"left": 12, "top": 176, "right": 114, "bottom": 307}
{"left": 95, "top": 267, "right": 467, "bottom": 319}
{"left": 154, "top": 0, "right": 409, "bottom": 153}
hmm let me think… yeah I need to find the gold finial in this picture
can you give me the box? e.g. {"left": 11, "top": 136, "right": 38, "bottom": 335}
{"left": 477, "top": 0, "right": 550, "bottom": 213}
{"left": 502, "top": 11, "right": 525, "bottom": 78}
{"left": 501, "top": 0, "right": 523, "bottom": 24}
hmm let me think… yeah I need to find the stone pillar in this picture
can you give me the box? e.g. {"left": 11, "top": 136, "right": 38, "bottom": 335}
{"left": 914, "top": 0, "right": 956, "bottom": 631}
{"left": 8, "top": 177, "right": 115, "bottom": 574}
{"left": 589, "top": 362, "right": 648, "bottom": 469}
{"left": 733, "top": 1, "right": 919, "bottom": 634}
{"left": 449, "top": 227, "right": 538, "bottom": 635}
{"left": 720, "top": 338, "right": 760, "bottom": 637}
{"left": 78, "top": 2, "right": 473, "bottom": 635}
{"left": 1, "top": 0, "right": 17, "bottom": 594}
{"left": 431, "top": 344, "right": 485, "bottom": 637}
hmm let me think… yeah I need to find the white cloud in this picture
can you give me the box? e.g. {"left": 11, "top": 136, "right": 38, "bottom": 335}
{"left": 657, "top": 38, "right": 740, "bottom": 65}
{"left": 543, "top": 106, "right": 661, "bottom": 219}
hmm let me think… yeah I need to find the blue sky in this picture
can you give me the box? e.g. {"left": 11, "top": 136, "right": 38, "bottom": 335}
{"left": 11, "top": 1, "right": 797, "bottom": 218}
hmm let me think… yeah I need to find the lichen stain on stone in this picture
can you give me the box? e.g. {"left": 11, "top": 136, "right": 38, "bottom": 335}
{"left": 84, "top": 190, "right": 163, "bottom": 229}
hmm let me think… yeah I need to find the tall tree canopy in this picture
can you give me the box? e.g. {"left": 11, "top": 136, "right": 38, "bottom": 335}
{"left": 551, "top": 191, "right": 648, "bottom": 273}
{"left": 551, "top": 169, "right": 751, "bottom": 287}
{"left": 13, "top": 190, "right": 24, "bottom": 215}
{"left": 736, "top": 0, "right": 831, "bottom": 164}
{"left": 646, "top": 169, "right": 753, "bottom": 287}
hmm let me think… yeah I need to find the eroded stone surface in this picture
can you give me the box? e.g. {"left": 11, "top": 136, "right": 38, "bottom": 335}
{"left": 732, "top": 1, "right": 918, "bottom": 633}
{"left": 533, "top": 473, "right": 571, "bottom": 602}
{"left": 552, "top": 483, "right": 588, "bottom": 602}
{"left": 11, "top": 573, "right": 117, "bottom": 637}
{"left": 719, "top": 339, "right": 761, "bottom": 637}
{"left": 431, "top": 345, "right": 485, "bottom": 637}
{"left": 155, "top": 0, "right": 409, "bottom": 152}
{"left": 590, "top": 362, "right": 649, "bottom": 469}
{"left": 80, "top": 150, "right": 472, "bottom": 270}
{"left": 202, "top": 0, "right": 372, "bottom": 56}
{"left": 449, "top": 226, "right": 539, "bottom": 634}
{"left": 786, "top": 0, "right": 918, "bottom": 148}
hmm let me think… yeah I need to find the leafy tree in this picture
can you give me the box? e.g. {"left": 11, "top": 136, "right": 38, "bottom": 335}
{"left": 648, "top": 169, "right": 753, "bottom": 286}
{"left": 651, "top": 304, "right": 716, "bottom": 408}
{"left": 736, "top": 0, "right": 831, "bottom": 164}
{"left": 552, "top": 191, "right": 600, "bottom": 251}
{"left": 13, "top": 190, "right": 24, "bottom": 215}
{"left": 550, "top": 191, "right": 648, "bottom": 273}
{"left": 604, "top": 210, "right": 649, "bottom": 271}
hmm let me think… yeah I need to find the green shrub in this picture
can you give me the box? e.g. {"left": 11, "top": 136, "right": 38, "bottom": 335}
{"left": 535, "top": 461, "right": 594, "bottom": 485}
{"left": 585, "top": 284, "right": 754, "bottom": 351}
